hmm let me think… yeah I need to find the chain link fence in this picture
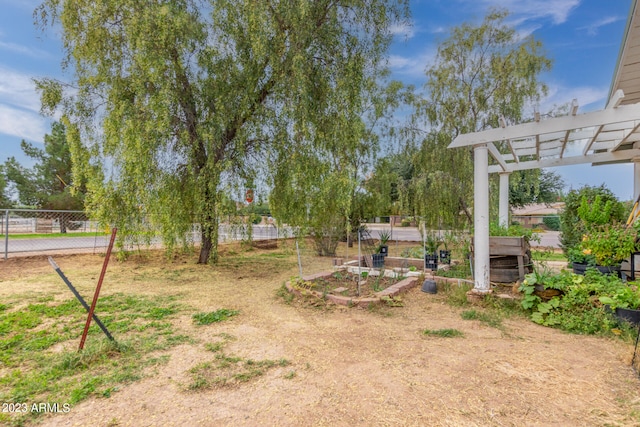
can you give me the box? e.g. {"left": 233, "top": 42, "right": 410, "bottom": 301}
{"left": 1, "top": 209, "right": 292, "bottom": 259}
{"left": 1, "top": 209, "right": 110, "bottom": 259}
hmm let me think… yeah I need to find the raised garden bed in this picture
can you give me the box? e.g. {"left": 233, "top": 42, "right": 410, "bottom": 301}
{"left": 285, "top": 270, "right": 419, "bottom": 307}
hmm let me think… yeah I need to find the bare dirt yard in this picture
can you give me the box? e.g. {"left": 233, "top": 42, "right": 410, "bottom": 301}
{"left": 1, "top": 241, "right": 640, "bottom": 427}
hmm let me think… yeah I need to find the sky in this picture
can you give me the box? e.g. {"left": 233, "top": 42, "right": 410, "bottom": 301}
{"left": 0, "top": 0, "right": 635, "bottom": 200}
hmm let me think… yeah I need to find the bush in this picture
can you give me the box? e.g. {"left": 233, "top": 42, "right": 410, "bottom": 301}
{"left": 542, "top": 216, "right": 560, "bottom": 231}
{"left": 559, "top": 185, "right": 625, "bottom": 255}
{"left": 519, "top": 270, "right": 621, "bottom": 334}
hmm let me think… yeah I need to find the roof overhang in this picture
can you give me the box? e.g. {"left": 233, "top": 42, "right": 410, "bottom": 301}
{"left": 609, "top": 0, "right": 640, "bottom": 105}
{"left": 448, "top": 90, "right": 640, "bottom": 174}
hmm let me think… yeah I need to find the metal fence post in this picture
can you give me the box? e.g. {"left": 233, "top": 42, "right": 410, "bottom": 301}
{"left": 4, "top": 209, "right": 9, "bottom": 260}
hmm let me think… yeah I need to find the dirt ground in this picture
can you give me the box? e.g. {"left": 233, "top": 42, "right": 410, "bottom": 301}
{"left": 1, "top": 243, "right": 640, "bottom": 427}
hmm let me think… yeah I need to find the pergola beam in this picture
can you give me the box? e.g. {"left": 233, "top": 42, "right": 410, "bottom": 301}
{"left": 488, "top": 148, "right": 640, "bottom": 173}
{"left": 487, "top": 142, "right": 508, "bottom": 171}
{"left": 450, "top": 102, "right": 640, "bottom": 149}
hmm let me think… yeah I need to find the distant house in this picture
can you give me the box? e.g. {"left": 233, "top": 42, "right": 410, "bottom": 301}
{"left": 511, "top": 202, "right": 564, "bottom": 229}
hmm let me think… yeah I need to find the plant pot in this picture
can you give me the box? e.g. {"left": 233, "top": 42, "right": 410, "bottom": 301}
{"left": 596, "top": 265, "right": 621, "bottom": 277}
{"left": 572, "top": 262, "right": 589, "bottom": 275}
{"left": 572, "top": 262, "right": 621, "bottom": 277}
{"left": 615, "top": 307, "right": 640, "bottom": 326}
{"left": 379, "top": 245, "right": 388, "bottom": 257}
{"left": 425, "top": 254, "right": 438, "bottom": 270}
{"left": 439, "top": 250, "right": 451, "bottom": 264}
{"left": 372, "top": 253, "right": 385, "bottom": 269}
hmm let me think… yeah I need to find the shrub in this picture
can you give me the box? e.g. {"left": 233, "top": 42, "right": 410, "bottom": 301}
{"left": 542, "top": 216, "right": 560, "bottom": 231}
{"left": 519, "top": 270, "right": 621, "bottom": 334}
{"left": 559, "top": 185, "right": 625, "bottom": 255}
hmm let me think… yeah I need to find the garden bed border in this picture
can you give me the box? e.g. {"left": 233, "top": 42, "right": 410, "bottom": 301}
{"left": 285, "top": 270, "right": 420, "bottom": 307}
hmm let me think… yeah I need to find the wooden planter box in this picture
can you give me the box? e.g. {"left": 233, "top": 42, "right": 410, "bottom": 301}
{"left": 472, "top": 236, "right": 532, "bottom": 283}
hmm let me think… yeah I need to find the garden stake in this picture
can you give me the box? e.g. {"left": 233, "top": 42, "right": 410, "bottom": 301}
{"left": 79, "top": 227, "right": 117, "bottom": 351}
{"left": 48, "top": 256, "right": 114, "bottom": 341}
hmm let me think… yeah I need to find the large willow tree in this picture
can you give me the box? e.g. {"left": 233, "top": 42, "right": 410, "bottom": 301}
{"left": 35, "top": 0, "right": 408, "bottom": 263}
{"left": 404, "top": 9, "right": 551, "bottom": 228}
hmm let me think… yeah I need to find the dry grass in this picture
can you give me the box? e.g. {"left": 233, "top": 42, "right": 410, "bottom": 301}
{"left": 1, "top": 240, "right": 640, "bottom": 426}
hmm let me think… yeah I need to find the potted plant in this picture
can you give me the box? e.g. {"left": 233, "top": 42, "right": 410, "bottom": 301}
{"left": 439, "top": 231, "right": 455, "bottom": 264}
{"left": 577, "top": 223, "right": 637, "bottom": 276}
{"left": 376, "top": 229, "right": 391, "bottom": 257}
{"left": 599, "top": 282, "right": 640, "bottom": 325}
{"left": 423, "top": 230, "right": 441, "bottom": 270}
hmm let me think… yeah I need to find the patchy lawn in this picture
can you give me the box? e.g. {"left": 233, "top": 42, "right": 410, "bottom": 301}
{"left": 0, "top": 241, "right": 639, "bottom": 426}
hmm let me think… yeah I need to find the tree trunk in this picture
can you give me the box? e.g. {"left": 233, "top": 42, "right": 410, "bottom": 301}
{"left": 198, "top": 218, "right": 219, "bottom": 264}
{"left": 59, "top": 213, "right": 67, "bottom": 234}
{"left": 197, "top": 190, "right": 220, "bottom": 264}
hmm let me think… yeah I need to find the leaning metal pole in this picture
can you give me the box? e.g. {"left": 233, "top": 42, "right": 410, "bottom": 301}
{"left": 79, "top": 228, "right": 117, "bottom": 351}
{"left": 49, "top": 256, "right": 114, "bottom": 341}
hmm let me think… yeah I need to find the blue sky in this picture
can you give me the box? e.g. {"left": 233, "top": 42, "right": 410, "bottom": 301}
{"left": 0, "top": 0, "right": 634, "bottom": 199}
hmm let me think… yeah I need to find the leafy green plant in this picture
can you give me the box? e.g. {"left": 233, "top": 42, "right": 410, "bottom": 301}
{"left": 559, "top": 185, "right": 626, "bottom": 255}
{"left": 579, "top": 223, "right": 638, "bottom": 266}
{"left": 377, "top": 229, "right": 391, "bottom": 249}
{"left": 423, "top": 230, "right": 441, "bottom": 255}
{"left": 490, "top": 222, "right": 540, "bottom": 243}
{"left": 577, "top": 195, "right": 615, "bottom": 226}
{"left": 599, "top": 283, "right": 640, "bottom": 310}
{"left": 519, "top": 270, "right": 622, "bottom": 334}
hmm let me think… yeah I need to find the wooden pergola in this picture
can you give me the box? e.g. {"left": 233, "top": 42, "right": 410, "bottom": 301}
{"left": 448, "top": 0, "right": 640, "bottom": 293}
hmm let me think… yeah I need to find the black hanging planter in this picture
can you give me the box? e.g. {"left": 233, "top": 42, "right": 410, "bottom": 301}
{"left": 439, "top": 250, "right": 451, "bottom": 264}
{"left": 425, "top": 254, "right": 438, "bottom": 270}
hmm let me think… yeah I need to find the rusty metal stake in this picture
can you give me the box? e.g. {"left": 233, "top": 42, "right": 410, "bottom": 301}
{"left": 79, "top": 227, "right": 117, "bottom": 351}
{"left": 49, "top": 256, "right": 114, "bottom": 341}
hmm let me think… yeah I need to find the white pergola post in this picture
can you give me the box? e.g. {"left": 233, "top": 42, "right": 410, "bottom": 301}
{"left": 498, "top": 172, "right": 510, "bottom": 228}
{"left": 473, "top": 144, "right": 491, "bottom": 293}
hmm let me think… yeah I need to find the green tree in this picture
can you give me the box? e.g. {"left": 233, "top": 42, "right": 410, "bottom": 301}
{"left": 509, "top": 170, "right": 564, "bottom": 208}
{"left": 559, "top": 185, "right": 626, "bottom": 253}
{"left": 36, "top": 0, "right": 408, "bottom": 263}
{"left": 403, "top": 9, "right": 551, "bottom": 228}
{"left": 0, "top": 165, "right": 12, "bottom": 209}
{"left": 4, "top": 122, "right": 83, "bottom": 214}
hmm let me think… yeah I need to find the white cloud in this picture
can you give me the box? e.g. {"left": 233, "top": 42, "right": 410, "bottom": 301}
{"left": 537, "top": 82, "right": 609, "bottom": 115}
{"left": 390, "top": 21, "right": 415, "bottom": 39}
{"left": 0, "top": 104, "right": 48, "bottom": 143}
{"left": 388, "top": 47, "right": 437, "bottom": 81}
{"left": 0, "top": 67, "right": 41, "bottom": 112}
{"left": 578, "top": 16, "right": 623, "bottom": 36}
{"left": 459, "top": 0, "right": 581, "bottom": 25}
{"left": 0, "top": 40, "right": 52, "bottom": 59}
